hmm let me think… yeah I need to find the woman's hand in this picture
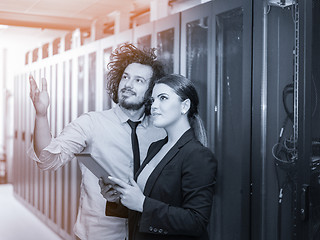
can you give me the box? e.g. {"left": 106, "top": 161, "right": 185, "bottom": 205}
{"left": 109, "top": 176, "right": 145, "bottom": 212}
{"left": 98, "top": 178, "right": 120, "bottom": 202}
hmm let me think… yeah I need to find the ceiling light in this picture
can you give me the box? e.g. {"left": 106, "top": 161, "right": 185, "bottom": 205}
{"left": 0, "top": 25, "right": 9, "bottom": 29}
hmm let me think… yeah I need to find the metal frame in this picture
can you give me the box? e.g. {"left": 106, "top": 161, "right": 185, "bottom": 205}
{"left": 297, "top": 0, "right": 313, "bottom": 239}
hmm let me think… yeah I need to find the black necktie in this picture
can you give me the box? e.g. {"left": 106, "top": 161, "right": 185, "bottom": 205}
{"left": 127, "top": 119, "right": 141, "bottom": 175}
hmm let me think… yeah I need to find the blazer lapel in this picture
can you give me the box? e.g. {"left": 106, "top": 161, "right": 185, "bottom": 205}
{"left": 134, "top": 137, "right": 168, "bottom": 180}
{"left": 142, "top": 129, "right": 195, "bottom": 196}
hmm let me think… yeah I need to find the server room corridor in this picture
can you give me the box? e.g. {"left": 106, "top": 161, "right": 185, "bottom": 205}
{"left": 1, "top": 0, "right": 319, "bottom": 239}
{"left": 0, "top": 184, "right": 62, "bottom": 240}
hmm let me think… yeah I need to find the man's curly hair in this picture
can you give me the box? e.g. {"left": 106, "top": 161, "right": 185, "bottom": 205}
{"left": 106, "top": 43, "right": 166, "bottom": 104}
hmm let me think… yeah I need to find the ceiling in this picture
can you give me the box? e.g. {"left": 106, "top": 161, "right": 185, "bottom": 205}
{"left": 0, "top": 0, "right": 152, "bottom": 49}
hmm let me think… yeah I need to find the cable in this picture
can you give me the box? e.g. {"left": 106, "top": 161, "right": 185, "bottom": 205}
{"left": 273, "top": 83, "right": 297, "bottom": 240}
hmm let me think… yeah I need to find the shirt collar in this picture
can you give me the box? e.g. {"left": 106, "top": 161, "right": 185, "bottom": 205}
{"left": 114, "top": 104, "right": 150, "bottom": 128}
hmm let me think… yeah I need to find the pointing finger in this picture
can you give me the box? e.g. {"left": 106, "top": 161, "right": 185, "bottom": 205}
{"left": 108, "top": 176, "right": 127, "bottom": 188}
{"left": 29, "top": 75, "right": 38, "bottom": 101}
{"left": 29, "top": 75, "right": 38, "bottom": 92}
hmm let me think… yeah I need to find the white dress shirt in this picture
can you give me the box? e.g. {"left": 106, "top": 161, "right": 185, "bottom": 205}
{"left": 29, "top": 105, "right": 166, "bottom": 240}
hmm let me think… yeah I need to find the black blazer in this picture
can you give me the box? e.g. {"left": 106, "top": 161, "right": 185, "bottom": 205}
{"left": 107, "top": 129, "right": 217, "bottom": 240}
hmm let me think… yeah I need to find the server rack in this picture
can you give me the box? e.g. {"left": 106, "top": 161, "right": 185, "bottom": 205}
{"left": 12, "top": 1, "right": 255, "bottom": 239}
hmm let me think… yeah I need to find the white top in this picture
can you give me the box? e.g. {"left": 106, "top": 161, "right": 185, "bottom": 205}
{"left": 137, "top": 153, "right": 163, "bottom": 192}
{"left": 136, "top": 143, "right": 171, "bottom": 192}
{"left": 28, "top": 105, "right": 166, "bottom": 240}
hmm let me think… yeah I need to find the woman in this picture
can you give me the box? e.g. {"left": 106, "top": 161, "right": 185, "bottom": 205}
{"left": 101, "top": 74, "right": 217, "bottom": 240}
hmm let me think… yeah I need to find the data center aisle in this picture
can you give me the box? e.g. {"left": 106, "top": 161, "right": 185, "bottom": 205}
{"left": 0, "top": 184, "right": 62, "bottom": 240}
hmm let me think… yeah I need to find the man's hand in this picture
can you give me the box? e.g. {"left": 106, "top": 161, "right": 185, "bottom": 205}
{"left": 29, "top": 75, "right": 49, "bottom": 117}
{"left": 99, "top": 178, "right": 121, "bottom": 202}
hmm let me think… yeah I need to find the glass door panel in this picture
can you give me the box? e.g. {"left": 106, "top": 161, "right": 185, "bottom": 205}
{"left": 213, "top": 0, "right": 252, "bottom": 239}
{"left": 181, "top": 2, "right": 212, "bottom": 137}
{"left": 215, "top": 6, "right": 248, "bottom": 240}
{"left": 137, "top": 35, "right": 151, "bottom": 49}
{"left": 155, "top": 13, "right": 180, "bottom": 74}
{"left": 101, "top": 36, "right": 115, "bottom": 110}
{"left": 103, "top": 47, "right": 113, "bottom": 110}
{"left": 133, "top": 22, "right": 153, "bottom": 49}
{"left": 157, "top": 28, "right": 174, "bottom": 73}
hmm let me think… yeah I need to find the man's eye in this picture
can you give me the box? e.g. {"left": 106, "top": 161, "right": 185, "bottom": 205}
{"left": 136, "top": 78, "right": 143, "bottom": 83}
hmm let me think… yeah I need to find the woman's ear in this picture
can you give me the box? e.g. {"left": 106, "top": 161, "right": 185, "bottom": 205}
{"left": 181, "top": 99, "right": 191, "bottom": 115}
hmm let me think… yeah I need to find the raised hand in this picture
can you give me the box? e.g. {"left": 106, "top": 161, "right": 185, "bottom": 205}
{"left": 29, "top": 75, "right": 49, "bottom": 117}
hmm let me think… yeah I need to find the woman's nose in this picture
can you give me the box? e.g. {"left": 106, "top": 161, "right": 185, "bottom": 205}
{"left": 151, "top": 99, "right": 158, "bottom": 109}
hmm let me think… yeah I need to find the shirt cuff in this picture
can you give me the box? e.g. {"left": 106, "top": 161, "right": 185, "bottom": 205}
{"left": 27, "top": 139, "right": 73, "bottom": 171}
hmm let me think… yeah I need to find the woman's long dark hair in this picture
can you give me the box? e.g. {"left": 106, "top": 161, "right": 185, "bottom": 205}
{"left": 152, "top": 74, "right": 208, "bottom": 146}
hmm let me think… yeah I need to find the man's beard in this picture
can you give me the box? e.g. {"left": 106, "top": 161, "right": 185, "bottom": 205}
{"left": 119, "top": 97, "right": 146, "bottom": 110}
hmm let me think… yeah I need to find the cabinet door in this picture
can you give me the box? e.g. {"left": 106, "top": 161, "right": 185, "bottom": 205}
{"left": 155, "top": 13, "right": 180, "bottom": 74}
{"left": 181, "top": 1, "right": 252, "bottom": 239}
{"left": 297, "top": 1, "right": 320, "bottom": 239}
{"left": 213, "top": 1, "right": 252, "bottom": 239}
{"left": 181, "top": 3, "right": 212, "bottom": 135}
{"left": 133, "top": 22, "right": 153, "bottom": 50}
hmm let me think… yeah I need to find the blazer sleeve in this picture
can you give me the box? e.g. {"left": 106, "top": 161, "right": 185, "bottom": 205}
{"left": 139, "top": 146, "right": 217, "bottom": 236}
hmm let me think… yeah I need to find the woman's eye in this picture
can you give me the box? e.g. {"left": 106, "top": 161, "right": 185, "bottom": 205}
{"left": 150, "top": 97, "right": 154, "bottom": 103}
{"left": 160, "top": 96, "right": 167, "bottom": 101}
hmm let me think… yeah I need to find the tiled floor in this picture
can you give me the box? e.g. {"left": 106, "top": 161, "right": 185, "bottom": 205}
{"left": 0, "top": 184, "right": 62, "bottom": 240}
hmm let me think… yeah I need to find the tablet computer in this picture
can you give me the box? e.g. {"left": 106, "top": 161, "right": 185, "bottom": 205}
{"left": 75, "top": 153, "right": 115, "bottom": 185}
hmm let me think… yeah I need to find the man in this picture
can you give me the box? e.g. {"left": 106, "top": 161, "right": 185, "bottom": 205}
{"left": 29, "top": 44, "right": 166, "bottom": 240}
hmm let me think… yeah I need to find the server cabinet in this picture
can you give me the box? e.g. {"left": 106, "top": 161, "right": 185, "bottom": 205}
{"left": 115, "top": 29, "right": 133, "bottom": 48}
{"left": 296, "top": 1, "right": 320, "bottom": 239}
{"left": 213, "top": 0, "right": 252, "bottom": 239}
{"left": 60, "top": 56, "right": 71, "bottom": 237}
{"left": 155, "top": 13, "right": 180, "bottom": 74}
{"left": 77, "top": 54, "right": 85, "bottom": 117}
{"left": 12, "top": 2, "right": 255, "bottom": 239}
{"left": 42, "top": 64, "right": 51, "bottom": 223}
{"left": 181, "top": 2, "right": 212, "bottom": 141}
{"left": 88, "top": 51, "right": 97, "bottom": 112}
{"left": 22, "top": 72, "right": 28, "bottom": 203}
{"left": 133, "top": 22, "right": 153, "bottom": 49}
{"left": 134, "top": 13, "right": 180, "bottom": 74}
{"left": 13, "top": 76, "right": 18, "bottom": 194}
{"left": 101, "top": 36, "right": 115, "bottom": 111}
{"left": 180, "top": 0, "right": 252, "bottom": 239}
{"left": 68, "top": 52, "right": 82, "bottom": 238}
{"left": 13, "top": 49, "right": 86, "bottom": 239}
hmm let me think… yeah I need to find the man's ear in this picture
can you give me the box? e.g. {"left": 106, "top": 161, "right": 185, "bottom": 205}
{"left": 181, "top": 99, "right": 191, "bottom": 115}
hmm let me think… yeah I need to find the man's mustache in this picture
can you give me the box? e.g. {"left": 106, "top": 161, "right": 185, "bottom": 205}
{"left": 120, "top": 88, "right": 136, "bottom": 95}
